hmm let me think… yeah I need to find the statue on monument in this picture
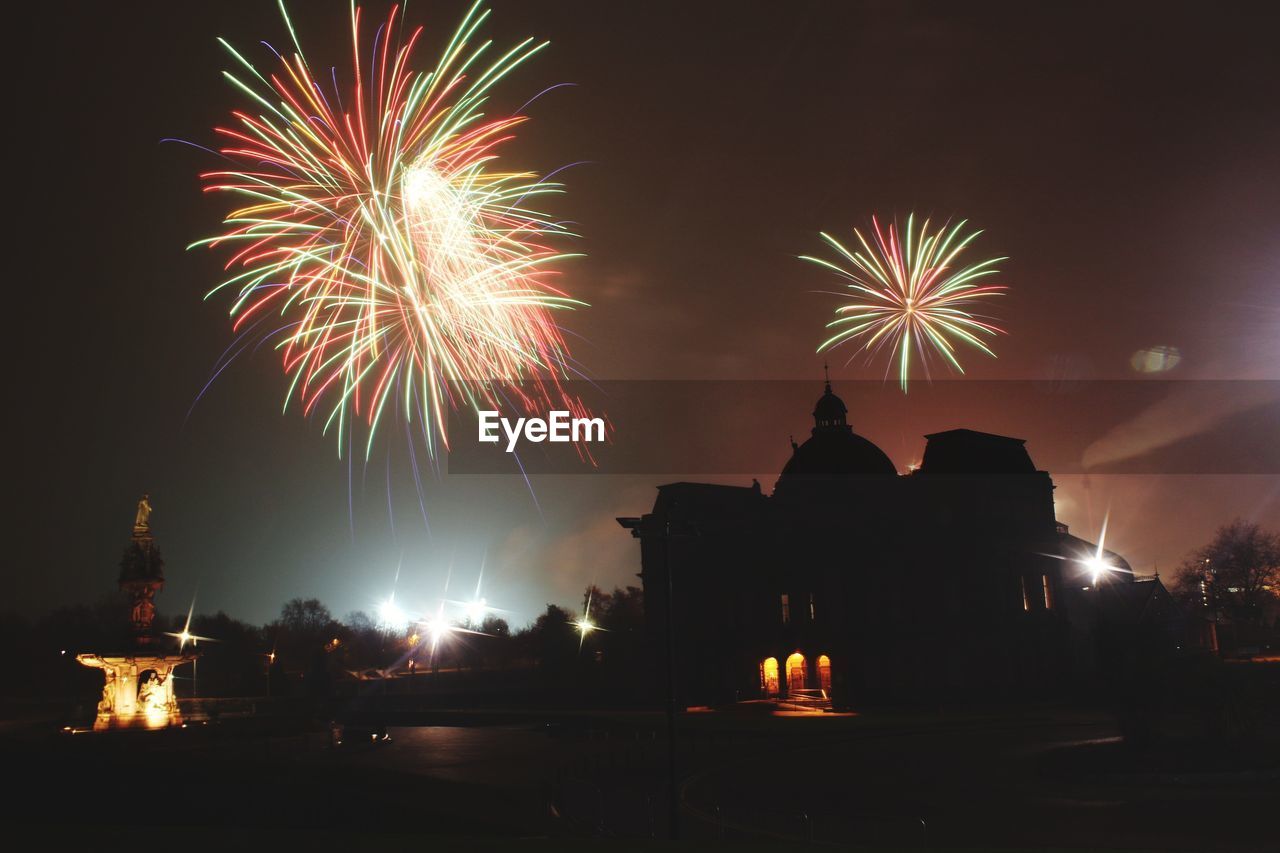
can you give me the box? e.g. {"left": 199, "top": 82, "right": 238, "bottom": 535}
{"left": 134, "top": 493, "right": 153, "bottom": 533}
{"left": 130, "top": 589, "right": 157, "bottom": 633}
{"left": 138, "top": 673, "right": 160, "bottom": 709}
{"left": 96, "top": 669, "right": 116, "bottom": 717}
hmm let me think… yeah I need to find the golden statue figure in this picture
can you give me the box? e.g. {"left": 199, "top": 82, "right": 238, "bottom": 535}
{"left": 96, "top": 669, "right": 116, "bottom": 717}
{"left": 134, "top": 494, "right": 152, "bottom": 532}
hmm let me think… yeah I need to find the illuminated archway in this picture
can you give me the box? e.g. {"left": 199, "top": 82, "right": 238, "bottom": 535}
{"left": 817, "top": 654, "right": 832, "bottom": 694}
{"left": 136, "top": 669, "right": 171, "bottom": 729}
{"left": 760, "top": 657, "right": 780, "bottom": 696}
{"left": 785, "top": 652, "right": 807, "bottom": 692}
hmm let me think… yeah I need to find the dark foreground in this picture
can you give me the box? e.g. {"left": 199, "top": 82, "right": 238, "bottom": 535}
{"left": 2, "top": 706, "right": 1276, "bottom": 851}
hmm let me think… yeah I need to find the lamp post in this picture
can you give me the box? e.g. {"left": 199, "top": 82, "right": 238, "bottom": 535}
{"left": 660, "top": 517, "right": 699, "bottom": 840}
{"left": 664, "top": 522, "right": 680, "bottom": 839}
{"left": 618, "top": 513, "right": 697, "bottom": 840}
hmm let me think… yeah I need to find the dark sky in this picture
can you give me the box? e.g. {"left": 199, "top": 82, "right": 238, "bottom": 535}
{"left": 11, "top": 0, "right": 1279, "bottom": 627}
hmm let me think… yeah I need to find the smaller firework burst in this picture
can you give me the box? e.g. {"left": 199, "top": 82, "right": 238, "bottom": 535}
{"left": 803, "top": 214, "right": 1008, "bottom": 391}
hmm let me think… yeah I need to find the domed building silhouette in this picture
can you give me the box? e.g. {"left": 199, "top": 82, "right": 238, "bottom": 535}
{"left": 774, "top": 377, "right": 897, "bottom": 501}
{"left": 619, "top": 378, "right": 1195, "bottom": 709}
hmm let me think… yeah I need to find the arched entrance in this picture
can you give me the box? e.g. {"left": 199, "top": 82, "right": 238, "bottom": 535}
{"left": 817, "top": 654, "right": 832, "bottom": 694}
{"left": 785, "top": 652, "right": 807, "bottom": 692}
{"left": 760, "top": 657, "right": 780, "bottom": 696}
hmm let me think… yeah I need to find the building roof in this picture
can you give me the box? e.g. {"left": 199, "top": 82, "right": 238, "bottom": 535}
{"left": 653, "top": 481, "right": 765, "bottom": 514}
{"left": 1095, "top": 576, "right": 1180, "bottom": 626}
{"left": 919, "top": 428, "right": 1038, "bottom": 474}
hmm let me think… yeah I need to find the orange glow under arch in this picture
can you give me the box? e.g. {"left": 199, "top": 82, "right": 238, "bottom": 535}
{"left": 760, "top": 656, "right": 780, "bottom": 696}
{"left": 817, "top": 654, "right": 832, "bottom": 693}
{"left": 785, "top": 652, "right": 807, "bottom": 691}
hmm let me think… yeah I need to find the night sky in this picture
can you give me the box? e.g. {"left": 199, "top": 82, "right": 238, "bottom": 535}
{"left": 12, "top": 0, "right": 1279, "bottom": 627}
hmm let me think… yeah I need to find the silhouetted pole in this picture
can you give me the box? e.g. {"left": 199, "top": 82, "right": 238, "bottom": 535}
{"left": 664, "top": 521, "right": 680, "bottom": 840}
{"left": 661, "top": 517, "right": 699, "bottom": 840}
{"left": 615, "top": 512, "right": 694, "bottom": 840}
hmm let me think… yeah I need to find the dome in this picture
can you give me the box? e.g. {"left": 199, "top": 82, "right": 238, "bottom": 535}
{"left": 812, "top": 386, "right": 848, "bottom": 428}
{"left": 773, "top": 379, "right": 898, "bottom": 498}
{"left": 780, "top": 428, "right": 898, "bottom": 478}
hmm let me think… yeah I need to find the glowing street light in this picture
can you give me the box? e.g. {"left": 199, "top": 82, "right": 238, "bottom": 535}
{"left": 1086, "top": 515, "right": 1111, "bottom": 586}
{"left": 574, "top": 591, "right": 604, "bottom": 651}
{"left": 163, "top": 598, "right": 213, "bottom": 651}
{"left": 441, "top": 561, "right": 511, "bottom": 632}
{"left": 162, "top": 597, "right": 212, "bottom": 696}
{"left": 452, "top": 563, "right": 501, "bottom": 627}
{"left": 464, "top": 598, "right": 488, "bottom": 627}
{"left": 425, "top": 616, "right": 452, "bottom": 646}
{"left": 376, "top": 596, "right": 409, "bottom": 632}
{"left": 1076, "top": 513, "right": 1128, "bottom": 587}
{"left": 1084, "top": 555, "right": 1112, "bottom": 586}
{"left": 419, "top": 599, "right": 456, "bottom": 658}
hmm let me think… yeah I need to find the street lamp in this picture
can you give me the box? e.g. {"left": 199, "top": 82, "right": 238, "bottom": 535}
{"left": 1084, "top": 556, "right": 1112, "bottom": 587}
{"left": 376, "top": 596, "right": 409, "bottom": 632}
{"left": 574, "top": 589, "right": 603, "bottom": 651}
{"left": 163, "top": 598, "right": 211, "bottom": 696}
{"left": 618, "top": 513, "right": 699, "bottom": 840}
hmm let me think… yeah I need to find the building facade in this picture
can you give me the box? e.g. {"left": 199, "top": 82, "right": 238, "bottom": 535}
{"left": 619, "top": 380, "right": 1188, "bottom": 708}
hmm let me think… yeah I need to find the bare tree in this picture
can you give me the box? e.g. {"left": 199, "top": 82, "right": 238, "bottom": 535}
{"left": 279, "top": 597, "right": 335, "bottom": 634}
{"left": 1175, "top": 520, "right": 1280, "bottom": 626}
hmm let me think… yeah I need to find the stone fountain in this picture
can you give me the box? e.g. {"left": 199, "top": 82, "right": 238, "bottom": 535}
{"left": 77, "top": 496, "right": 196, "bottom": 730}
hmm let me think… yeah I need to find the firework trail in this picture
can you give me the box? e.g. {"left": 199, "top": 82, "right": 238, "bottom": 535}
{"left": 802, "top": 215, "right": 1007, "bottom": 391}
{"left": 192, "top": 1, "right": 590, "bottom": 461}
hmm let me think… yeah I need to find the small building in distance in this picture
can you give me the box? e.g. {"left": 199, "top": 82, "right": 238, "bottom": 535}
{"left": 618, "top": 379, "right": 1196, "bottom": 709}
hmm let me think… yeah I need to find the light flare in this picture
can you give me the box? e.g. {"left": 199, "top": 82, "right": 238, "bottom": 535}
{"left": 376, "top": 596, "right": 409, "bottom": 632}
{"left": 164, "top": 598, "right": 214, "bottom": 651}
{"left": 574, "top": 589, "right": 603, "bottom": 651}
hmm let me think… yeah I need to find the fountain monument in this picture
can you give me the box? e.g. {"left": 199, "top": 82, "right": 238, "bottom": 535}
{"left": 77, "top": 496, "right": 197, "bottom": 730}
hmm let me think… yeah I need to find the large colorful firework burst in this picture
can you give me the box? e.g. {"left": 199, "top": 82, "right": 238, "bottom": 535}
{"left": 192, "top": 1, "right": 590, "bottom": 461}
{"left": 802, "top": 215, "right": 1008, "bottom": 391}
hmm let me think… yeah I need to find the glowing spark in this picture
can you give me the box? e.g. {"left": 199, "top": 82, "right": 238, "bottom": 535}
{"left": 803, "top": 214, "right": 1007, "bottom": 392}
{"left": 192, "top": 2, "right": 592, "bottom": 464}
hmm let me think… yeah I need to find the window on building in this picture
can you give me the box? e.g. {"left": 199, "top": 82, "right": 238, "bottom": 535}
{"left": 1020, "top": 575, "right": 1031, "bottom": 612}
{"left": 1042, "top": 574, "right": 1054, "bottom": 610}
{"left": 808, "top": 593, "right": 817, "bottom": 621}
{"left": 780, "top": 593, "right": 791, "bottom": 624}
